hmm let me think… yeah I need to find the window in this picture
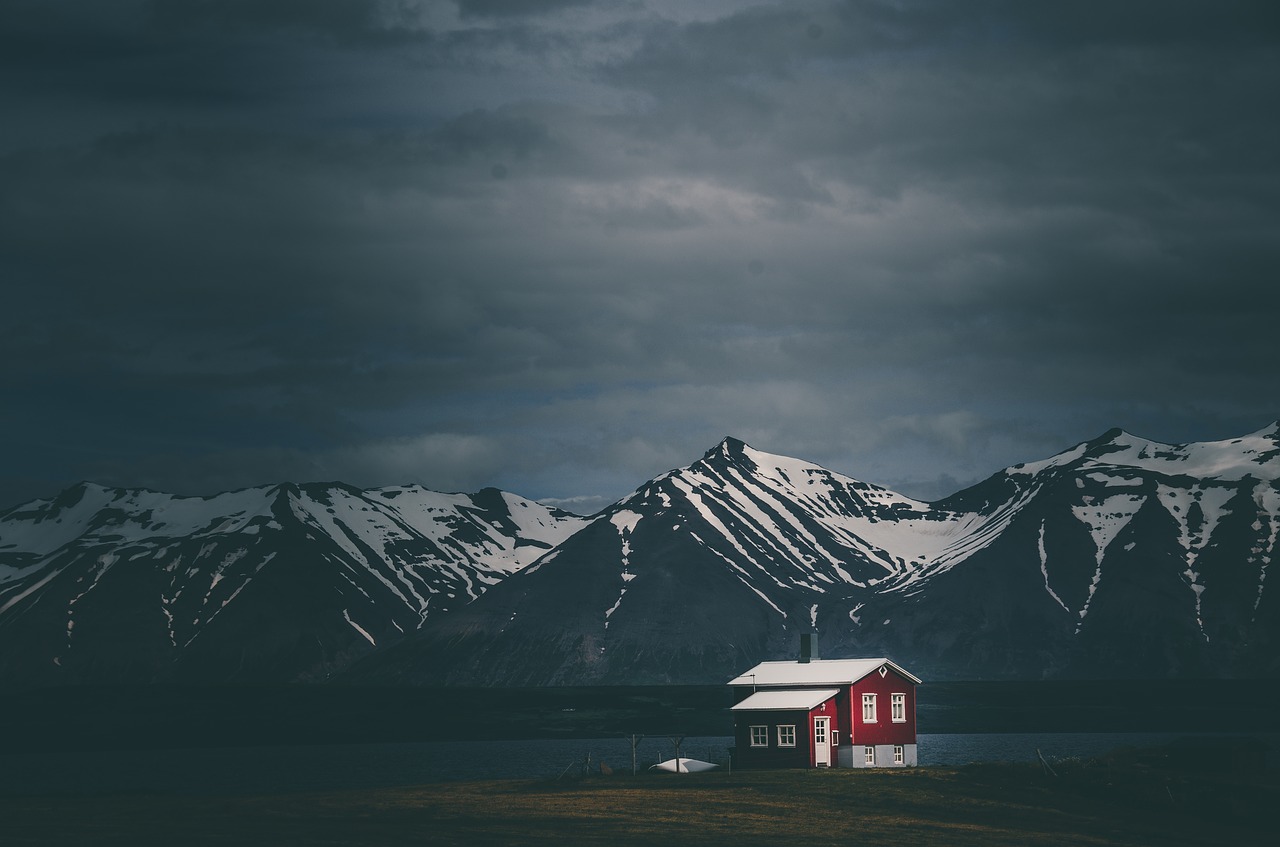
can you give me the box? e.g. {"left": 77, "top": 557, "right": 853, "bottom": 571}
{"left": 831, "top": 730, "right": 839, "bottom": 747}
{"left": 891, "top": 693, "right": 906, "bottom": 723}
{"left": 777, "top": 725, "right": 796, "bottom": 747}
{"left": 893, "top": 745, "right": 904, "bottom": 764}
{"left": 862, "top": 693, "right": 877, "bottom": 723}
{"left": 750, "top": 725, "right": 768, "bottom": 747}
{"left": 864, "top": 745, "right": 875, "bottom": 765}
{"left": 814, "top": 721, "right": 826, "bottom": 745}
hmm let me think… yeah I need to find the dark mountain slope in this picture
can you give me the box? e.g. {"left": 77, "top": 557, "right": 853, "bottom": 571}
{"left": 349, "top": 425, "right": 1280, "bottom": 684}
{"left": 0, "top": 482, "right": 585, "bottom": 687}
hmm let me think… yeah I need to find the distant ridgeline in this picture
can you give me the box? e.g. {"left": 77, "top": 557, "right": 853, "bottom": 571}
{"left": 2, "top": 424, "right": 1278, "bottom": 688}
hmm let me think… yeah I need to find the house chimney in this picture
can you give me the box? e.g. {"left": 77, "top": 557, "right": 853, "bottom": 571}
{"left": 799, "top": 633, "right": 813, "bottom": 663}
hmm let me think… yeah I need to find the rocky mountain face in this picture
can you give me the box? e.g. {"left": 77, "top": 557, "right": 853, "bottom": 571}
{"left": 3, "top": 425, "right": 1277, "bottom": 688}
{"left": 347, "top": 425, "right": 1280, "bottom": 685}
{"left": 0, "top": 482, "right": 585, "bottom": 686}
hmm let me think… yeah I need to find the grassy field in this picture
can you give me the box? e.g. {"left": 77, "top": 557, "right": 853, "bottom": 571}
{"left": 5, "top": 745, "right": 1275, "bottom": 847}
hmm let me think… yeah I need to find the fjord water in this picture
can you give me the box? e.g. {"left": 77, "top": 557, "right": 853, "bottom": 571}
{"left": 2, "top": 679, "right": 1275, "bottom": 795}
{"left": 4, "top": 731, "right": 1275, "bottom": 796}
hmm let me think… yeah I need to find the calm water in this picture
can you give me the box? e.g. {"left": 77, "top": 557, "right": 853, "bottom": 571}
{"left": 3, "top": 732, "right": 1273, "bottom": 796}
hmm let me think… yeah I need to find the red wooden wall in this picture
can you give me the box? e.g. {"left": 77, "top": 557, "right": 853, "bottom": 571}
{"left": 848, "top": 667, "right": 917, "bottom": 746}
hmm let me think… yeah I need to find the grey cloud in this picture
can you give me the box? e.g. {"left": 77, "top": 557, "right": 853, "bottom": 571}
{"left": 456, "top": 0, "right": 595, "bottom": 20}
{"left": 2, "top": 0, "right": 1277, "bottom": 511}
{"left": 144, "top": 0, "right": 427, "bottom": 45}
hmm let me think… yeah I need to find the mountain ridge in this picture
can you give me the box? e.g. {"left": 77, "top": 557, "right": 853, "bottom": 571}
{"left": 2, "top": 422, "right": 1278, "bottom": 687}
{"left": 0, "top": 480, "right": 587, "bottom": 687}
{"left": 347, "top": 421, "right": 1280, "bottom": 685}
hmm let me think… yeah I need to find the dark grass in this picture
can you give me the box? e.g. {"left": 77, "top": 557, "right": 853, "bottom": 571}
{"left": 4, "top": 744, "right": 1277, "bottom": 847}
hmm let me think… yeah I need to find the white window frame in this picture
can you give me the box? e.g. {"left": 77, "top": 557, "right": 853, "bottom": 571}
{"left": 749, "top": 725, "right": 768, "bottom": 747}
{"left": 831, "top": 730, "right": 839, "bottom": 747}
{"left": 864, "top": 745, "right": 875, "bottom": 765}
{"left": 891, "top": 692, "right": 906, "bottom": 723}
{"left": 777, "top": 725, "right": 796, "bottom": 747}
{"left": 893, "top": 745, "right": 904, "bottom": 764}
{"left": 862, "top": 693, "right": 877, "bottom": 723}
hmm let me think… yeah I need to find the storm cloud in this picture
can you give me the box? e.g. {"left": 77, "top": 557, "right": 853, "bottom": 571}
{"left": 3, "top": 0, "right": 1278, "bottom": 512}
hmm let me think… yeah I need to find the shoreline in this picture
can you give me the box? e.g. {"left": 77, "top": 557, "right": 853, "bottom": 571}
{"left": 4, "top": 678, "right": 1278, "bottom": 753}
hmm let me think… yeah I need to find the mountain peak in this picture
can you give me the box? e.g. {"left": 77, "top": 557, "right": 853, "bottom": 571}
{"left": 7, "top": 424, "right": 1280, "bottom": 688}
{"left": 706, "top": 436, "right": 749, "bottom": 457}
{"left": 1004, "top": 423, "right": 1280, "bottom": 482}
{"left": 694, "top": 436, "right": 756, "bottom": 472}
{"left": 1094, "top": 426, "right": 1128, "bottom": 443}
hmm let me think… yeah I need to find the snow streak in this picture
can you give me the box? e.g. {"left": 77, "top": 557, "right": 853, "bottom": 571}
{"left": 0, "top": 481, "right": 587, "bottom": 668}
{"left": 1037, "top": 522, "right": 1070, "bottom": 615}
{"left": 1250, "top": 485, "right": 1279, "bottom": 619}
{"left": 604, "top": 510, "right": 642, "bottom": 628}
{"left": 1156, "top": 484, "right": 1233, "bottom": 642}
{"left": 343, "top": 609, "right": 376, "bottom": 646}
{"left": 1070, "top": 492, "right": 1144, "bottom": 633}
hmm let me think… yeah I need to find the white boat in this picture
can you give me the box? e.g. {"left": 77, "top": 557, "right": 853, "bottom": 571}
{"left": 650, "top": 757, "right": 718, "bottom": 773}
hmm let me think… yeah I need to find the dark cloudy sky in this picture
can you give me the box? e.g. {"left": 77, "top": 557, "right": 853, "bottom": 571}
{"left": 3, "top": 1, "right": 1278, "bottom": 514}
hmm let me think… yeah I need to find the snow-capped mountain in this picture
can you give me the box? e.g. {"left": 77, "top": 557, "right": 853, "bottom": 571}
{"left": 4, "top": 424, "right": 1277, "bottom": 688}
{"left": 0, "top": 482, "right": 586, "bottom": 686}
{"left": 347, "top": 424, "right": 1280, "bottom": 685}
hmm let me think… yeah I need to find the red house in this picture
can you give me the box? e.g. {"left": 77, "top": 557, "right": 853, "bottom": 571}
{"left": 727, "top": 650, "right": 921, "bottom": 769}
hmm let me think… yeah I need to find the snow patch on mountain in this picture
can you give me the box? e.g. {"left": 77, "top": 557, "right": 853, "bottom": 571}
{"left": 714, "top": 459, "right": 868, "bottom": 584}
{"left": 1008, "top": 444, "right": 1091, "bottom": 478}
{"left": 1037, "top": 522, "right": 1070, "bottom": 615}
{"left": 681, "top": 441, "right": 1034, "bottom": 597}
{"left": 604, "top": 510, "right": 643, "bottom": 629}
{"left": 65, "top": 553, "right": 117, "bottom": 647}
{"left": 7, "top": 424, "right": 1280, "bottom": 687}
{"left": 0, "top": 566, "right": 64, "bottom": 615}
{"left": 888, "top": 484, "right": 1043, "bottom": 592}
{"left": 0, "top": 479, "right": 588, "bottom": 685}
{"left": 343, "top": 609, "right": 376, "bottom": 647}
{"left": 690, "top": 529, "right": 788, "bottom": 618}
{"left": 1251, "top": 485, "right": 1278, "bottom": 617}
{"left": 0, "top": 485, "right": 276, "bottom": 556}
{"left": 1085, "top": 472, "right": 1144, "bottom": 487}
{"left": 671, "top": 476, "right": 781, "bottom": 585}
{"left": 1011, "top": 424, "right": 1280, "bottom": 482}
{"left": 1070, "top": 492, "right": 1145, "bottom": 632}
{"left": 1154, "top": 483, "right": 1236, "bottom": 641}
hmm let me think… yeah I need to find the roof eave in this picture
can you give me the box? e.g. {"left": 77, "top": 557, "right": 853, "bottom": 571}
{"left": 726, "top": 657, "right": 923, "bottom": 687}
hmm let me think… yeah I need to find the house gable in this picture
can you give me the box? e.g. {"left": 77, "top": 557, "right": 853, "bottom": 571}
{"left": 848, "top": 665, "right": 917, "bottom": 746}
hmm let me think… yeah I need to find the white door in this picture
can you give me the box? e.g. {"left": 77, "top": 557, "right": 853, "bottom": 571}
{"left": 814, "top": 717, "right": 831, "bottom": 767}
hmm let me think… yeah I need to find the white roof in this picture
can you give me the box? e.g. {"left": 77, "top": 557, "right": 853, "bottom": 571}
{"left": 730, "top": 688, "right": 840, "bottom": 712}
{"left": 727, "top": 657, "right": 921, "bottom": 687}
